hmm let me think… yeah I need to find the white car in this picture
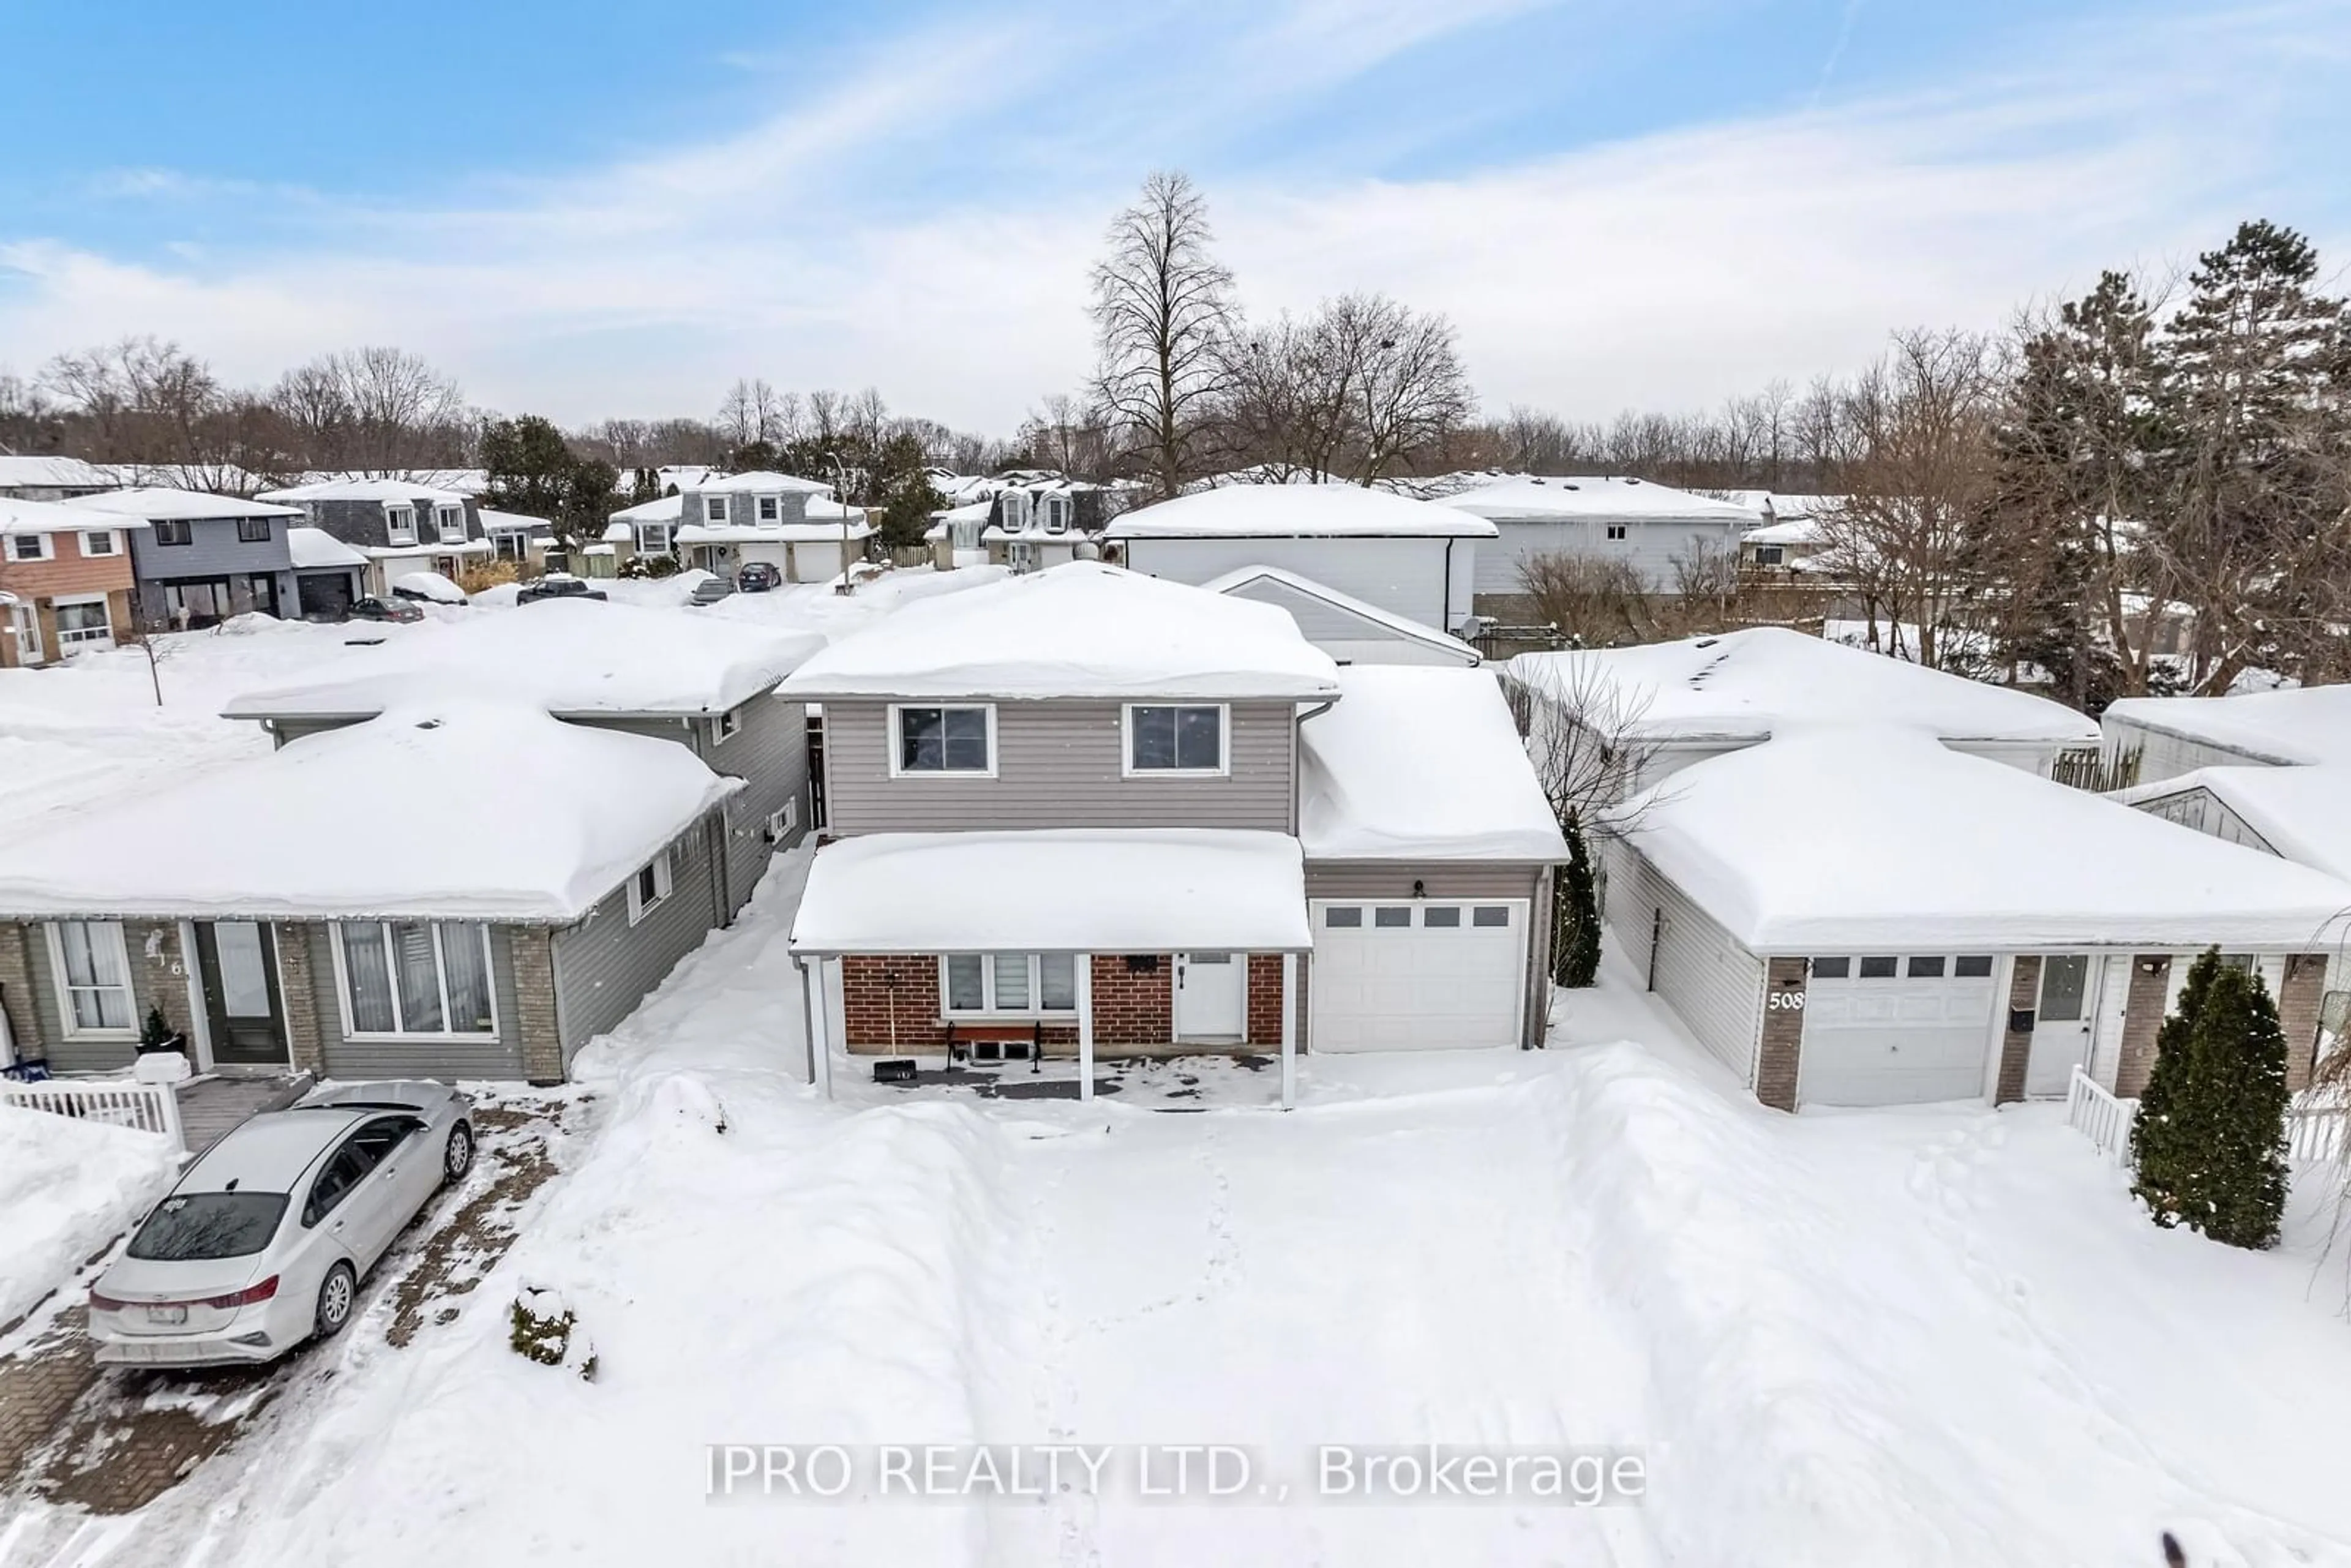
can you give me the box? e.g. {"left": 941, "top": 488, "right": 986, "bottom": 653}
{"left": 88, "top": 1082, "right": 474, "bottom": 1368}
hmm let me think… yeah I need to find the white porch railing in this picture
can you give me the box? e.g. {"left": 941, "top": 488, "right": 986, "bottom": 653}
{"left": 2288, "top": 1103, "right": 2351, "bottom": 1167}
{"left": 1, "top": 1078, "right": 184, "bottom": 1149}
{"left": 2065, "top": 1065, "right": 2138, "bottom": 1168}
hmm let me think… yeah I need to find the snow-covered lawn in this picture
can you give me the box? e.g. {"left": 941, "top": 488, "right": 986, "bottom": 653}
{"left": 11, "top": 854, "right": 2346, "bottom": 1566}
{"left": 0, "top": 1109, "right": 178, "bottom": 1332}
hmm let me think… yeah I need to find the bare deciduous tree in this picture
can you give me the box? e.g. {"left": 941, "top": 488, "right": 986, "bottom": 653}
{"left": 1090, "top": 170, "right": 1237, "bottom": 500}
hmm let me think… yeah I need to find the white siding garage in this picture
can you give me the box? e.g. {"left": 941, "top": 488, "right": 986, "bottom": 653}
{"left": 1309, "top": 899, "right": 1526, "bottom": 1051}
{"left": 1798, "top": 954, "right": 2000, "bottom": 1106}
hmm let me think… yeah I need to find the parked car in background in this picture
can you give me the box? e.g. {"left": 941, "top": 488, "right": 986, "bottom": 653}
{"left": 86, "top": 1082, "right": 474, "bottom": 1369}
{"left": 344, "top": 596, "right": 424, "bottom": 625}
{"left": 737, "top": 562, "right": 781, "bottom": 593}
{"left": 516, "top": 573, "right": 609, "bottom": 605}
{"left": 688, "top": 575, "right": 737, "bottom": 606}
{"left": 391, "top": 570, "right": 467, "bottom": 606}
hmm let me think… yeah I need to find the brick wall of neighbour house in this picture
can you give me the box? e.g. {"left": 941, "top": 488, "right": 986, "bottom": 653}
{"left": 1247, "top": 955, "right": 1285, "bottom": 1047}
{"left": 2279, "top": 952, "right": 2328, "bottom": 1093}
{"left": 0, "top": 923, "right": 36, "bottom": 1061}
{"left": 2113, "top": 954, "right": 2174, "bottom": 1099}
{"left": 1755, "top": 958, "right": 1808, "bottom": 1112}
{"left": 841, "top": 953, "right": 1229, "bottom": 1054}
{"left": 272, "top": 923, "right": 326, "bottom": 1073}
{"left": 510, "top": 928, "right": 565, "bottom": 1084}
{"left": 1994, "top": 956, "right": 2044, "bottom": 1106}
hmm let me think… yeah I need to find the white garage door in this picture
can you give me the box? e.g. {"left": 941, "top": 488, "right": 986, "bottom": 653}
{"left": 1800, "top": 953, "right": 2000, "bottom": 1106}
{"left": 1310, "top": 899, "right": 1526, "bottom": 1052}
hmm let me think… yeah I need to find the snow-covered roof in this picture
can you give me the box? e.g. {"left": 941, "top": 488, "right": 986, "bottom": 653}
{"left": 1300, "top": 668, "right": 1566, "bottom": 862}
{"left": 288, "top": 527, "right": 367, "bottom": 570}
{"left": 257, "top": 476, "right": 470, "bottom": 506}
{"left": 64, "top": 487, "right": 303, "bottom": 522}
{"left": 674, "top": 520, "right": 874, "bottom": 547}
{"left": 1509, "top": 629, "right": 2099, "bottom": 749}
{"left": 1107, "top": 484, "right": 1495, "bottom": 541}
{"left": 1622, "top": 728, "right": 2351, "bottom": 950}
{"left": 688, "top": 471, "right": 833, "bottom": 497}
{"left": 2102, "top": 688, "right": 2351, "bottom": 768}
{"left": 366, "top": 539, "right": 492, "bottom": 558}
{"left": 0, "top": 703, "right": 741, "bottom": 923}
{"left": 1199, "top": 565, "right": 1480, "bottom": 664}
{"left": 0, "top": 456, "right": 113, "bottom": 491}
{"left": 477, "top": 508, "right": 552, "bottom": 535}
{"left": 223, "top": 600, "right": 827, "bottom": 720}
{"left": 778, "top": 561, "right": 1341, "bottom": 702}
{"left": 1437, "top": 476, "right": 1763, "bottom": 525}
{"left": 2115, "top": 765, "right": 2351, "bottom": 880}
{"left": 610, "top": 495, "right": 683, "bottom": 525}
{"left": 1, "top": 495, "right": 146, "bottom": 536}
{"left": 1742, "top": 517, "right": 1826, "bottom": 547}
{"left": 281, "top": 468, "right": 488, "bottom": 496}
{"left": 789, "top": 829, "right": 1313, "bottom": 954}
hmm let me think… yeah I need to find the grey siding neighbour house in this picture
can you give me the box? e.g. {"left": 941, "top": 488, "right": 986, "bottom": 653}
{"left": 304, "top": 921, "right": 527, "bottom": 1080}
{"left": 285, "top": 495, "right": 482, "bottom": 553}
{"left": 548, "top": 813, "right": 729, "bottom": 1063}
{"left": 821, "top": 699, "right": 1297, "bottom": 836}
{"left": 125, "top": 516, "right": 297, "bottom": 625}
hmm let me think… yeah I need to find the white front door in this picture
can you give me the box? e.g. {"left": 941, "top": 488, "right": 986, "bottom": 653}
{"left": 2025, "top": 953, "right": 2098, "bottom": 1098}
{"left": 7, "top": 602, "right": 43, "bottom": 665}
{"left": 1174, "top": 952, "right": 1246, "bottom": 1041}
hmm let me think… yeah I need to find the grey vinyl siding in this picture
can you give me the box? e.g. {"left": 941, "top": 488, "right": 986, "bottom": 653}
{"left": 291, "top": 496, "right": 481, "bottom": 552}
{"left": 2124, "top": 786, "right": 2280, "bottom": 857}
{"left": 269, "top": 718, "right": 362, "bottom": 749}
{"left": 549, "top": 814, "right": 726, "bottom": 1060}
{"left": 1220, "top": 577, "right": 1477, "bottom": 665}
{"left": 125, "top": 514, "right": 297, "bottom": 621}
{"left": 1305, "top": 860, "right": 1553, "bottom": 1046}
{"left": 822, "top": 699, "right": 1297, "bottom": 835}
{"left": 705, "top": 697, "right": 811, "bottom": 912}
{"left": 20, "top": 921, "right": 123, "bottom": 1075}
{"left": 2102, "top": 716, "right": 2297, "bottom": 781}
{"left": 1598, "top": 834, "right": 1766, "bottom": 1082}
{"left": 1472, "top": 517, "right": 1749, "bottom": 596}
{"left": 306, "top": 921, "right": 526, "bottom": 1079}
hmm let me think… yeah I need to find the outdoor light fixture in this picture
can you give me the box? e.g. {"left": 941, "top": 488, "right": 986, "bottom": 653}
{"left": 1413, "top": 879, "right": 1425, "bottom": 899}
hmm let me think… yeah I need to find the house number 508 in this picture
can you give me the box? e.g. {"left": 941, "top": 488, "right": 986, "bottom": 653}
{"left": 1768, "top": 992, "right": 1805, "bottom": 1010}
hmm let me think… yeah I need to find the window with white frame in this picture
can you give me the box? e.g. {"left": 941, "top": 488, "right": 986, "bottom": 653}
{"left": 1752, "top": 543, "right": 1785, "bottom": 566}
{"left": 1125, "top": 704, "right": 1224, "bottom": 774}
{"left": 53, "top": 597, "right": 113, "bottom": 647}
{"left": 999, "top": 491, "right": 1031, "bottom": 532}
{"left": 435, "top": 505, "right": 465, "bottom": 543}
{"left": 713, "top": 706, "right": 743, "bottom": 744}
{"left": 627, "top": 849, "right": 674, "bottom": 923}
{"left": 336, "top": 921, "right": 496, "bottom": 1037}
{"left": 81, "top": 530, "right": 118, "bottom": 557}
{"left": 640, "top": 522, "right": 672, "bottom": 555}
{"left": 894, "top": 705, "right": 992, "bottom": 774}
{"left": 757, "top": 496, "right": 779, "bottom": 522}
{"left": 766, "top": 798, "right": 798, "bottom": 839}
{"left": 941, "top": 953, "right": 1078, "bottom": 1015}
{"left": 386, "top": 506, "right": 417, "bottom": 545}
{"left": 492, "top": 531, "right": 528, "bottom": 560}
{"left": 1040, "top": 493, "right": 1071, "bottom": 533}
{"left": 49, "top": 920, "right": 135, "bottom": 1034}
{"left": 4, "top": 533, "right": 48, "bottom": 562}
{"left": 705, "top": 496, "right": 730, "bottom": 524}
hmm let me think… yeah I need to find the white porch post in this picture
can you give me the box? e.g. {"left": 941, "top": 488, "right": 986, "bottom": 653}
{"left": 1280, "top": 951, "right": 1298, "bottom": 1111}
{"left": 799, "top": 955, "right": 834, "bottom": 1098}
{"left": 1076, "top": 951, "right": 1095, "bottom": 1103}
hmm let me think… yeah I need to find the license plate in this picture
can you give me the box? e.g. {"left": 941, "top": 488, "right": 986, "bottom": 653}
{"left": 147, "top": 1304, "right": 188, "bottom": 1326}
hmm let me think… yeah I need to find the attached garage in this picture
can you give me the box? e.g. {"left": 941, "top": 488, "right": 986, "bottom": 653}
{"left": 1310, "top": 899, "right": 1527, "bottom": 1051}
{"left": 1796, "top": 954, "right": 2000, "bottom": 1106}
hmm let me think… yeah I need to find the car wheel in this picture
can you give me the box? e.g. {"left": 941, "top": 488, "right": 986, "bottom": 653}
{"left": 315, "top": 1262, "right": 357, "bottom": 1340}
{"left": 443, "top": 1120, "right": 475, "bottom": 1185}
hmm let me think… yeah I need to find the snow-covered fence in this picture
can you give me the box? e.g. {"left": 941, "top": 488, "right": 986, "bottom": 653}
{"left": 0, "top": 1078, "right": 183, "bottom": 1149}
{"left": 2287, "top": 1104, "right": 2351, "bottom": 1167}
{"left": 2065, "top": 1066, "right": 2138, "bottom": 1168}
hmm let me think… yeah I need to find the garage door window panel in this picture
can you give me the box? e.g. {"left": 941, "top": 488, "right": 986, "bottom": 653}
{"left": 1908, "top": 956, "right": 1947, "bottom": 978}
{"left": 1858, "top": 956, "right": 1899, "bottom": 979}
{"left": 1423, "top": 906, "right": 1462, "bottom": 928}
{"left": 1324, "top": 907, "right": 1362, "bottom": 928}
{"left": 1374, "top": 907, "right": 1412, "bottom": 928}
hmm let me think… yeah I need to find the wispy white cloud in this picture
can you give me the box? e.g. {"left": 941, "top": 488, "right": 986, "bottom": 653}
{"left": 2, "top": 0, "right": 2344, "bottom": 431}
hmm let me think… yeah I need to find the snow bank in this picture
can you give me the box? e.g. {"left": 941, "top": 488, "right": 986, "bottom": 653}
{"left": 1298, "top": 667, "right": 1566, "bottom": 861}
{"left": 1107, "top": 482, "right": 1496, "bottom": 539}
{"left": 0, "top": 700, "right": 742, "bottom": 921}
{"left": 778, "top": 560, "right": 1341, "bottom": 700}
{"left": 0, "top": 1105, "right": 178, "bottom": 1329}
{"left": 1621, "top": 727, "right": 2351, "bottom": 949}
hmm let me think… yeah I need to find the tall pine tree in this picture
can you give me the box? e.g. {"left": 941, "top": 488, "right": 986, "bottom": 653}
{"left": 2129, "top": 948, "right": 2292, "bottom": 1249}
{"left": 1553, "top": 812, "right": 1602, "bottom": 989}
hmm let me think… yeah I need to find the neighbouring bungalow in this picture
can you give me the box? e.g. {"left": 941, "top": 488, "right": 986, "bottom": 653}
{"left": 0, "top": 703, "right": 741, "bottom": 1084}
{"left": 778, "top": 562, "right": 1564, "bottom": 1105}
{"left": 1201, "top": 565, "right": 1482, "bottom": 667}
{"left": 1428, "top": 474, "right": 1762, "bottom": 622}
{"left": 2102, "top": 686, "right": 2351, "bottom": 781}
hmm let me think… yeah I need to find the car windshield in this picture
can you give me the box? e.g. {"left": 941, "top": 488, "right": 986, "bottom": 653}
{"left": 126, "top": 1192, "right": 290, "bottom": 1261}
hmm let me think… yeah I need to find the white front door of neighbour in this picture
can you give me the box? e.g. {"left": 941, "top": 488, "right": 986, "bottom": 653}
{"left": 1800, "top": 953, "right": 2001, "bottom": 1106}
{"left": 7, "top": 602, "right": 42, "bottom": 665}
{"left": 1309, "top": 901, "right": 1526, "bottom": 1052}
{"left": 2025, "top": 953, "right": 2098, "bottom": 1098}
{"left": 1174, "top": 952, "right": 1247, "bottom": 1041}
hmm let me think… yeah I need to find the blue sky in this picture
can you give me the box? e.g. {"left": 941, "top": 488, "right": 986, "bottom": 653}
{"left": 3, "top": 0, "right": 2347, "bottom": 432}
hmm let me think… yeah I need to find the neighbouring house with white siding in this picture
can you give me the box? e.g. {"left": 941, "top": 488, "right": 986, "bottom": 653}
{"left": 2102, "top": 686, "right": 2351, "bottom": 781}
{"left": 1600, "top": 728, "right": 2351, "bottom": 1112}
{"left": 1102, "top": 484, "right": 1492, "bottom": 639}
{"left": 1201, "top": 565, "right": 1482, "bottom": 667}
{"left": 1428, "top": 475, "right": 1762, "bottom": 619}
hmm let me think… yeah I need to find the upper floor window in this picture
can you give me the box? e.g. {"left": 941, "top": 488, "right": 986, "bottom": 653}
{"left": 705, "top": 496, "right": 730, "bottom": 524}
{"left": 154, "top": 519, "right": 192, "bottom": 546}
{"left": 1125, "top": 703, "right": 1226, "bottom": 775}
{"left": 434, "top": 505, "right": 465, "bottom": 543}
{"left": 757, "top": 496, "right": 779, "bottom": 523}
{"left": 713, "top": 705, "right": 743, "bottom": 745}
{"left": 4, "top": 533, "right": 48, "bottom": 563}
{"left": 81, "top": 530, "right": 117, "bottom": 557}
{"left": 999, "top": 491, "right": 1030, "bottom": 533}
{"left": 1040, "top": 493, "right": 1072, "bottom": 534}
{"left": 386, "top": 506, "right": 417, "bottom": 544}
{"left": 893, "top": 705, "right": 993, "bottom": 776}
{"left": 237, "top": 518, "right": 272, "bottom": 544}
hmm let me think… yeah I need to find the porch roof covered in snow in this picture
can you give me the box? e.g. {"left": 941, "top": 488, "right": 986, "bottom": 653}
{"left": 787, "top": 829, "right": 1314, "bottom": 955}
{"left": 1619, "top": 727, "right": 2351, "bottom": 952}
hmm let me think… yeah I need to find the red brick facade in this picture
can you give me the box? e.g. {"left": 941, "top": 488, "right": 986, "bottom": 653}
{"left": 1755, "top": 957, "right": 1807, "bottom": 1111}
{"left": 1993, "top": 955, "right": 2042, "bottom": 1106}
{"left": 839, "top": 951, "right": 1288, "bottom": 1055}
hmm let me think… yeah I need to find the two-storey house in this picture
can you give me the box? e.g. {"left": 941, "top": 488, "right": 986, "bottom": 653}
{"left": 781, "top": 562, "right": 1567, "bottom": 1105}
{"left": 62, "top": 488, "right": 300, "bottom": 629}
{"left": 1, "top": 496, "right": 144, "bottom": 667}
{"left": 0, "top": 602, "right": 827, "bottom": 1086}
{"left": 256, "top": 477, "right": 487, "bottom": 597}
{"left": 672, "top": 471, "right": 873, "bottom": 582}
